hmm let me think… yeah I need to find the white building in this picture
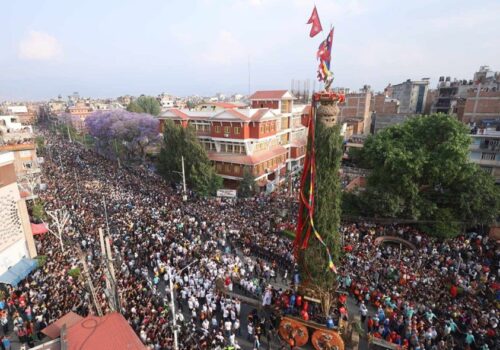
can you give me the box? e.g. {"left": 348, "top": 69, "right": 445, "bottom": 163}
{"left": 0, "top": 152, "right": 38, "bottom": 285}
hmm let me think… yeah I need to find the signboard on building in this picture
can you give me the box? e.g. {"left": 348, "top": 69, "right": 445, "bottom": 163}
{"left": 217, "top": 189, "right": 237, "bottom": 198}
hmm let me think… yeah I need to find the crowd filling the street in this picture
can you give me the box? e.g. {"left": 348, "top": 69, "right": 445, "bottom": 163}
{"left": 0, "top": 130, "right": 498, "bottom": 350}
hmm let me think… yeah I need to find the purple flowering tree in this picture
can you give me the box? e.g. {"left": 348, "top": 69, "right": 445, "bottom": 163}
{"left": 86, "top": 110, "right": 160, "bottom": 160}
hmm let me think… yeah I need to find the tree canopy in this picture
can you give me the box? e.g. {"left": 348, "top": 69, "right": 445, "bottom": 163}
{"left": 85, "top": 110, "right": 160, "bottom": 160}
{"left": 126, "top": 96, "right": 161, "bottom": 116}
{"left": 238, "top": 168, "right": 255, "bottom": 197}
{"left": 158, "top": 120, "right": 222, "bottom": 196}
{"left": 348, "top": 113, "right": 500, "bottom": 238}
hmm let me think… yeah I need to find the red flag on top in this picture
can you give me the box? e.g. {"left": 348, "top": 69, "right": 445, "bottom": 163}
{"left": 306, "top": 6, "right": 323, "bottom": 38}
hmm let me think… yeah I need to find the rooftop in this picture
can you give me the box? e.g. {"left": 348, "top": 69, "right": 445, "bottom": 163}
{"left": 248, "top": 90, "right": 295, "bottom": 100}
{"left": 208, "top": 145, "right": 287, "bottom": 165}
{"left": 66, "top": 312, "right": 145, "bottom": 350}
{"left": 160, "top": 108, "right": 279, "bottom": 123}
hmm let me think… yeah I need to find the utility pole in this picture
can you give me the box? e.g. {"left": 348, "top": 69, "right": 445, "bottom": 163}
{"left": 168, "top": 267, "right": 179, "bottom": 350}
{"left": 114, "top": 139, "right": 121, "bottom": 168}
{"left": 79, "top": 251, "right": 103, "bottom": 317}
{"left": 181, "top": 156, "right": 187, "bottom": 201}
{"left": 73, "top": 169, "right": 80, "bottom": 199}
{"left": 99, "top": 228, "right": 119, "bottom": 312}
{"left": 66, "top": 123, "right": 72, "bottom": 143}
{"left": 102, "top": 196, "right": 111, "bottom": 236}
{"left": 58, "top": 154, "right": 64, "bottom": 171}
{"left": 168, "top": 260, "right": 198, "bottom": 350}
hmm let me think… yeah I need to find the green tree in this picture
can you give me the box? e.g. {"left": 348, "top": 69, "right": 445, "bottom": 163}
{"left": 35, "top": 136, "right": 45, "bottom": 154}
{"left": 295, "top": 100, "right": 343, "bottom": 317}
{"left": 158, "top": 121, "right": 221, "bottom": 196}
{"left": 135, "top": 96, "right": 161, "bottom": 116}
{"left": 238, "top": 168, "right": 255, "bottom": 197}
{"left": 353, "top": 113, "right": 500, "bottom": 237}
{"left": 126, "top": 101, "right": 144, "bottom": 113}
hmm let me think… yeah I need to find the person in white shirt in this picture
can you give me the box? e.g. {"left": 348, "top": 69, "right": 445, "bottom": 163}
{"left": 359, "top": 301, "right": 368, "bottom": 323}
{"left": 224, "top": 319, "right": 232, "bottom": 338}
{"left": 247, "top": 323, "right": 254, "bottom": 341}
{"left": 233, "top": 319, "right": 241, "bottom": 335}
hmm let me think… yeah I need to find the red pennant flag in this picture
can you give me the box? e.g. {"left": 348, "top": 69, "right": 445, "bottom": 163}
{"left": 306, "top": 6, "right": 323, "bottom": 38}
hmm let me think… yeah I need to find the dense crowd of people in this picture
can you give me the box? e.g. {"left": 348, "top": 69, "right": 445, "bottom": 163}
{"left": 0, "top": 128, "right": 498, "bottom": 350}
{"left": 0, "top": 131, "right": 298, "bottom": 350}
{"left": 339, "top": 223, "right": 499, "bottom": 350}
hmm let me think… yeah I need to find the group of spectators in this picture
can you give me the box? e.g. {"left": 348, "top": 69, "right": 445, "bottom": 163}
{"left": 0, "top": 131, "right": 298, "bottom": 350}
{"left": 0, "top": 128, "right": 498, "bottom": 350}
{"left": 339, "top": 223, "right": 498, "bottom": 350}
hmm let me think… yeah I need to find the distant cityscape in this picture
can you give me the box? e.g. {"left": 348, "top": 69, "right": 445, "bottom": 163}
{"left": 1, "top": 65, "right": 498, "bottom": 190}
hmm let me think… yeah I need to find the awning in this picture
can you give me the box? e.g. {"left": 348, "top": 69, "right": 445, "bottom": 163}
{"left": 31, "top": 223, "right": 49, "bottom": 235}
{"left": 0, "top": 258, "right": 38, "bottom": 286}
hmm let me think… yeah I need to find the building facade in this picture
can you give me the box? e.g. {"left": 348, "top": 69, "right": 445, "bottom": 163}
{"left": 469, "top": 130, "right": 500, "bottom": 183}
{"left": 158, "top": 90, "right": 308, "bottom": 190}
{"left": 0, "top": 115, "right": 41, "bottom": 193}
{"left": 388, "top": 79, "right": 429, "bottom": 115}
{"left": 0, "top": 152, "right": 37, "bottom": 276}
{"left": 461, "top": 90, "right": 500, "bottom": 124}
{"left": 66, "top": 102, "right": 94, "bottom": 131}
{"left": 338, "top": 87, "right": 372, "bottom": 134}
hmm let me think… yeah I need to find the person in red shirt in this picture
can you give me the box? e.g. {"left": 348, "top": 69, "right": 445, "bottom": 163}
{"left": 367, "top": 316, "right": 374, "bottom": 332}
{"left": 450, "top": 284, "right": 458, "bottom": 298}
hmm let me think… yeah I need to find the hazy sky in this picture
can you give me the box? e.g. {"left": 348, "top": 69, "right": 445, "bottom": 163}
{"left": 1, "top": 0, "right": 499, "bottom": 101}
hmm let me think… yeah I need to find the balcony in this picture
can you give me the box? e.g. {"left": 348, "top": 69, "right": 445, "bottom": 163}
{"left": 472, "top": 158, "right": 500, "bottom": 167}
{"left": 0, "top": 142, "right": 35, "bottom": 152}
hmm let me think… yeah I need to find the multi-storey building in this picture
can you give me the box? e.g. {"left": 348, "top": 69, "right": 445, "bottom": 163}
{"left": 338, "top": 87, "right": 372, "bottom": 135}
{"left": 387, "top": 79, "right": 429, "bottom": 115}
{"left": 430, "top": 77, "right": 471, "bottom": 115}
{"left": 469, "top": 129, "right": 500, "bottom": 183}
{"left": 431, "top": 66, "right": 500, "bottom": 123}
{"left": 0, "top": 151, "right": 38, "bottom": 284}
{"left": 66, "top": 101, "right": 94, "bottom": 131}
{"left": 158, "top": 90, "right": 308, "bottom": 190}
{"left": 0, "top": 115, "right": 41, "bottom": 191}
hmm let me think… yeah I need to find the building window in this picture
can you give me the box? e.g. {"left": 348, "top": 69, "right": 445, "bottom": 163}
{"left": 22, "top": 161, "right": 33, "bottom": 169}
{"left": 217, "top": 163, "right": 222, "bottom": 171}
{"left": 260, "top": 124, "right": 264, "bottom": 133}
{"left": 224, "top": 126, "right": 230, "bottom": 134}
{"left": 225, "top": 163, "right": 231, "bottom": 172}
{"left": 215, "top": 125, "right": 221, "bottom": 133}
{"left": 234, "top": 165, "right": 240, "bottom": 174}
{"left": 481, "top": 152, "right": 495, "bottom": 160}
{"left": 265, "top": 124, "right": 269, "bottom": 133}
{"left": 234, "top": 127, "right": 240, "bottom": 135}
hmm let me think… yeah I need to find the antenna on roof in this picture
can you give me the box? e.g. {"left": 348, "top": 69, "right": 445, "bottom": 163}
{"left": 248, "top": 55, "right": 251, "bottom": 98}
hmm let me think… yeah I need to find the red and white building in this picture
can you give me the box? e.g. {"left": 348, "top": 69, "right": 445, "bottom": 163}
{"left": 158, "top": 90, "right": 309, "bottom": 190}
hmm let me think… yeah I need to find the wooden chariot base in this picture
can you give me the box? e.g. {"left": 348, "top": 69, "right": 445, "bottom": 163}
{"left": 279, "top": 315, "right": 345, "bottom": 350}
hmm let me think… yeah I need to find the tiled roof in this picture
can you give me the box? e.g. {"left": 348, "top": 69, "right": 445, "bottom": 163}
{"left": 161, "top": 108, "right": 277, "bottom": 123}
{"left": 66, "top": 312, "right": 145, "bottom": 350}
{"left": 250, "top": 109, "right": 270, "bottom": 121}
{"left": 42, "top": 311, "right": 83, "bottom": 339}
{"left": 249, "top": 90, "right": 290, "bottom": 100}
{"left": 204, "top": 102, "right": 239, "bottom": 108}
{"left": 290, "top": 139, "right": 307, "bottom": 147}
{"left": 208, "top": 146, "right": 287, "bottom": 165}
{"left": 167, "top": 108, "right": 190, "bottom": 120}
